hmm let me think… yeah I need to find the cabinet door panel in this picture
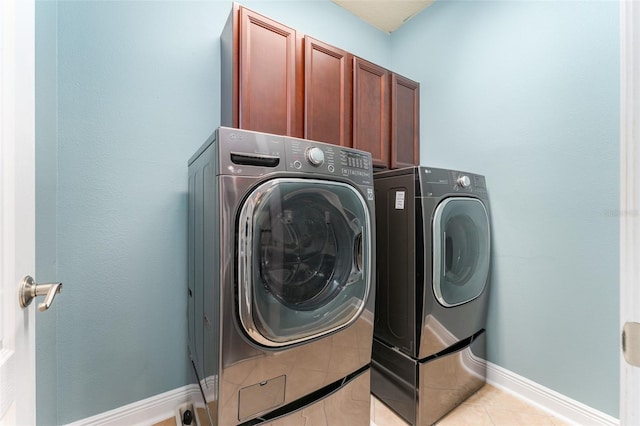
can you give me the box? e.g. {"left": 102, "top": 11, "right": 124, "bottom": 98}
{"left": 391, "top": 74, "right": 420, "bottom": 169}
{"left": 353, "top": 58, "right": 389, "bottom": 168}
{"left": 304, "top": 37, "right": 352, "bottom": 147}
{"left": 239, "top": 8, "right": 300, "bottom": 136}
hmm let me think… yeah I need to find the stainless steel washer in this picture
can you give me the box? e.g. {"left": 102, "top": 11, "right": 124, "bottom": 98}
{"left": 187, "top": 127, "right": 376, "bottom": 425}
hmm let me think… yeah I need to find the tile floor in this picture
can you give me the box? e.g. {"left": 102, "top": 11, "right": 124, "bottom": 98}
{"left": 370, "top": 384, "right": 568, "bottom": 426}
{"left": 154, "top": 384, "right": 568, "bottom": 426}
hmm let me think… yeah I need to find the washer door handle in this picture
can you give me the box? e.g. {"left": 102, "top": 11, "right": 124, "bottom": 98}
{"left": 18, "top": 275, "right": 63, "bottom": 312}
{"left": 347, "top": 230, "right": 364, "bottom": 285}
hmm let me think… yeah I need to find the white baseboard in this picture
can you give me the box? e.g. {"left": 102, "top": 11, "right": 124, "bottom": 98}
{"left": 65, "top": 364, "right": 619, "bottom": 426}
{"left": 64, "top": 384, "right": 202, "bottom": 426}
{"left": 486, "top": 361, "right": 619, "bottom": 426}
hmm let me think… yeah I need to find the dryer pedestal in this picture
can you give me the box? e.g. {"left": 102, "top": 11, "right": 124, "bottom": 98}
{"left": 264, "top": 368, "right": 371, "bottom": 426}
{"left": 196, "top": 368, "right": 371, "bottom": 426}
{"left": 371, "top": 330, "right": 486, "bottom": 426}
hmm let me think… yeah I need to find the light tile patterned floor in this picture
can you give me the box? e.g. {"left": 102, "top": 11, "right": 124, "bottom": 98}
{"left": 370, "top": 384, "right": 569, "bottom": 426}
{"left": 154, "top": 384, "right": 567, "bottom": 426}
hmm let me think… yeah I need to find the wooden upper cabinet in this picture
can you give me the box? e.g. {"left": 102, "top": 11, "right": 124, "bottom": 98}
{"left": 220, "top": 4, "right": 420, "bottom": 168}
{"left": 304, "top": 37, "right": 352, "bottom": 147}
{"left": 391, "top": 73, "right": 420, "bottom": 169}
{"left": 221, "top": 5, "right": 303, "bottom": 137}
{"left": 353, "top": 57, "right": 390, "bottom": 169}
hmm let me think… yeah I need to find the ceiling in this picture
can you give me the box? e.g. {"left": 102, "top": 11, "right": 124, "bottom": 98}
{"left": 332, "top": 0, "right": 435, "bottom": 34}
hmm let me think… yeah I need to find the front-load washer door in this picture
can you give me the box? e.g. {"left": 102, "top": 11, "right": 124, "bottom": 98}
{"left": 433, "top": 197, "right": 490, "bottom": 307}
{"left": 237, "top": 178, "right": 372, "bottom": 347}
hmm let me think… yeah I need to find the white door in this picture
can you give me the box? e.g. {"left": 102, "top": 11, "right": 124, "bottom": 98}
{"left": 620, "top": 0, "right": 640, "bottom": 424}
{"left": 0, "top": 0, "right": 36, "bottom": 424}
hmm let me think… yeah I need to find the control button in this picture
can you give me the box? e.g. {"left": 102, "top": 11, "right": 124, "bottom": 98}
{"left": 293, "top": 160, "right": 302, "bottom": 169}
{"left": 457, "top": 175, "right": 471, "bottom": 188}
{"left": 306, "top": 147, "right": 325, "bottom": 167}
{"left": 327, "top": 164, "right": 335, "bottom": 173}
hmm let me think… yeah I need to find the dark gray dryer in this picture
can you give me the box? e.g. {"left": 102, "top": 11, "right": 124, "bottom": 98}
{"left": 371, "top": 166, "right": 491, "bottom": 426}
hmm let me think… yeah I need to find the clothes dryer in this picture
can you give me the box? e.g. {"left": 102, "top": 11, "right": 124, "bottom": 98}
{"left": 371, "top": 166, "right": 491, "bottom": 425}
{"left": 187, "top": 127, "right": 375, "bottom": 425}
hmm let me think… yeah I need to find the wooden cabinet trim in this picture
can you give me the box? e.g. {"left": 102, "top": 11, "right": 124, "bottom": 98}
{"left": 222, "top": 4, "right": 419, "bottom": 167}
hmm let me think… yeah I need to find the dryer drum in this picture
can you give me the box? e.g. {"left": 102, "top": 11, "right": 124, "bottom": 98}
{"left": 444, "top": 214, "right": 480, "bottom": 286}
{"left": 257, "top": 191, "right": 358, "bottom": 311}
{"left": 433, "top": 196, "right": 490, "bottom": 307}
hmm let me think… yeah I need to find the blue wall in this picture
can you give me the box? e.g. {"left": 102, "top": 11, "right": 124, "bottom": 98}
{"left": 36, "top": 0, "right": 620, "bottom": 422}
{"left": 35, "top": 0, "right": 59, "bottom": 422}
{"left": 34, "top": 1, "right": 389, "bottom": 423}
{"left": 391, "top": 0, "right": 620, "bottom": 417}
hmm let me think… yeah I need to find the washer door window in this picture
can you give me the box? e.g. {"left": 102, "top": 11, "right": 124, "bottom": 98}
{"left": 433, "top": 197, "right": 490, "bottom": 307}
{"left": 238, "top": 178, "right": 372, "bottom": 347}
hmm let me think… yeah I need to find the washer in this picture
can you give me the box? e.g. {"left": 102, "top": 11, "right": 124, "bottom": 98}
{"left": 371, "top": 166, "right": 491, "bottom": 425}
{"left": 187, "top": 127, "right": 375, "bottom": 425}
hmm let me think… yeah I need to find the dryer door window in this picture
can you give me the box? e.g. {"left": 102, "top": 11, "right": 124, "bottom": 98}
{"left": 433, "top": 197, "right": 490, "bottom": 307}
{"left": 237, "top": 178, "right": 372, "bottom": 347}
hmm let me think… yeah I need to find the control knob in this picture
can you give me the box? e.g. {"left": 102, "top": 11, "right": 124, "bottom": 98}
{"left": 306, "top": 147, "right": 325, "bottom": 166}
{"left": 457, "top": 175, "right": 471, "bottom": 188}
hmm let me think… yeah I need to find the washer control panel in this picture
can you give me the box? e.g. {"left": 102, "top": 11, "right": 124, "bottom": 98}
{"left": 216, "top": 127, "right": 373, "bottom": 187}
{"left": 285, "top": 137, "right": 372, "bottom": 186}
{"left": 287, "top": 139, "right": 335, "bottom": 173}
{"left": 338, "top": 149, "right": 371, "bottom": 185}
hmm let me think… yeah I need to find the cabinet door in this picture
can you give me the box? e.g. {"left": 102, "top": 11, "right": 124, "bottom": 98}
{"left": 304, "top": 37, "right": 352, "bottom": 147}
{"left": 391, "top": 73, "right": 420, "bottom": 169}
{"left": 353, "top": 57, "right": 390, "bottom": 168}
{"left": 239, "top": 7, "right": 302, "bottom": 137}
